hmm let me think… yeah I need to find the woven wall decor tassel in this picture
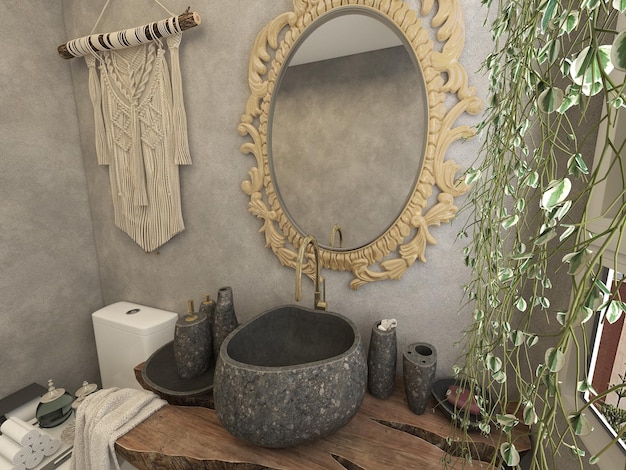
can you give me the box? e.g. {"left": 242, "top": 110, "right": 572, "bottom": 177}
{"left": 85, "top": 37, "right": 192, "bottom": 252}
{"left": 66, "top": 2, "right": 200, "bottom": 252}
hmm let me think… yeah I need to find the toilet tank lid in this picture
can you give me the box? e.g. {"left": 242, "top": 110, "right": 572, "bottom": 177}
{"left": 92, "top": 301, "right": 178, "bottom": 336}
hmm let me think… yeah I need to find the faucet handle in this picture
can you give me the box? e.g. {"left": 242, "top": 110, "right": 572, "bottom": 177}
{"left": 314, "top": 277, "right": 327, "bottom": 311}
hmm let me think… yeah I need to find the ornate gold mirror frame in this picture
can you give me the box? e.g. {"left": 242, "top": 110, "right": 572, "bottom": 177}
{"left": 239, "top": 0, "right": 482, "bottom": 290}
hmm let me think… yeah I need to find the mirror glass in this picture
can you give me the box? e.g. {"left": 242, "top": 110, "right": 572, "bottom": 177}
{"left": 269, "top": 12, "right": 428, "bottom": 250}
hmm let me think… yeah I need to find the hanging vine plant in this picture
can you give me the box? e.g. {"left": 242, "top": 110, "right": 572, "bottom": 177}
{"left": 453, "top": 0, "right": 626, "bottom": 468}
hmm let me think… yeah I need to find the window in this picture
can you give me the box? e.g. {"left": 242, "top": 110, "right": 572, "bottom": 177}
{"left": 585, "top": 267, "right": 626, "bottom": 453}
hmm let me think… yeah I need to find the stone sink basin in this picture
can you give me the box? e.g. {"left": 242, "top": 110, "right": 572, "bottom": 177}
{"left": 213, "top": 305, "right": 367, "bottom": 448}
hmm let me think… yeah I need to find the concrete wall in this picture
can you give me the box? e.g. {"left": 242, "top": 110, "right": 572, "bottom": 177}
{"left": 0, "top": 0, "right": 102, "bottom": 397}
{"left": 0, "top": 0, "right": 549, "bottom": 399}
{"left": 58, "top": 0, "right": 490, "bottom": 386}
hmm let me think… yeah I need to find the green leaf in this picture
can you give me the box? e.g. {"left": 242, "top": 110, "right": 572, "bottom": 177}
{"left": 590, "top": 455, "right": 600, "bottom": 464}
{"left": 557, "top": 311, "right": 567, "bottom": 325}
{"left": 565, "top": 443, "right": 586, "bottom": 457}
{"left": 569, "top": 412, "right": 594, "bottom": 435}
{"left": 501, "top": 214, "right": 519, "bottom": 229}
{"left": 524, "top": 171, "right": 540, "bottom": 188}
{"left": 541, "top": 178, "right": 572, "bottom": 210}
{"left": 613, "top": 0, "right": 626, "bottom": 13}
{"left": 497, "top": 413, "right": 519, "bottom": 429}
{"left": 516, "top": 296, "right": 528, "bottom": 312}
{"left": 560, "top": 10, "right": 580, "bottom": 34}
{"left": 542, "top": 0, "right": 559, "bottom": 32}
{"left": 545, "top": 372, "right": 558, "bottom": 396}
{"left": 493, "top": 370, "right": 507, "bottom": 383}
{"left": 510, "top": 330, "right": 525, "bottom": 347}
{"left": 464, "top": 167, "right": 482, "bottom": 185}
{"left": 611, "top": 30, "right": 626, "bottom": 72}
{"left": 500, "top": 442, "right": 521, "bottom": 466}
{"left": 560, "top": 224, "right": 576, "bottom": 241}
{"left": 573, "top": 306, "right": 594, "bottom": 326}
{"left": 557, "top": 87, "right": 580, "bottom": 113}
{"left": 535, "top": 226, "right": 557, "bottom": 245}
{"left": 594, "top": 278, "right": 612, "bottom": 296}
{"left": 577, "top": 378, "right": 598, "bottom": 394}
{"left": 567, "top": 152, "right": 589, "bottom": 177}
{"left": 605, "top": 300, "right": 626, "bottom": 324}
{"left": 523, "top": 402, "right": 538, "bottom": 425}
{"left": 555, "top": 200, "right": 572, "bottom": 220}
{"left": 498, "top": 268, "right": 514, "bottom": 282}
{"left": 539, "top": 87, "right": 565, "bottom": 113}
{"left": 486, "top": 353, "right": 503, "bottom": 372}
{"left": 562, "top": 248, "right": 592, "bottom": 275}
{"left": 527, "top": 334, "right": 539, "bottom": 347}
{"left": 545, "top": 347, "right": 565, "bottom": 372}
{"left": 570, "top": 45, "right": 612, "bottom": 93}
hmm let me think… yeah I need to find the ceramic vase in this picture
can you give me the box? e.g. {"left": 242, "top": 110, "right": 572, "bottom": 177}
{"left": 213, "top": 286, "right": 239, "bottom": 359}
{"left": 367, "top": 321, "right": 397, "bottom": 399}
{"left": 403, "top": 342, "right": 437, "bottom": 415}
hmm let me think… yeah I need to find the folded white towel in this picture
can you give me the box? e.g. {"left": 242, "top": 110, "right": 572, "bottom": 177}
{"left": 70, "top": 388, "right": 166, "bottom": 470}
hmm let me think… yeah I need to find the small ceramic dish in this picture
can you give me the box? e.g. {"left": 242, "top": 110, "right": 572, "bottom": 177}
{"left": 431, "top": 378, "right": 486, "bottom": 431}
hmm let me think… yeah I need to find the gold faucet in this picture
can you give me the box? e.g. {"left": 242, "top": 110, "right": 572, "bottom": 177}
{"left": 329, "top": 224, "right": 343, "bottom": 249}
{"left": 295, "top": 235, "right": 327, "bottom": 311}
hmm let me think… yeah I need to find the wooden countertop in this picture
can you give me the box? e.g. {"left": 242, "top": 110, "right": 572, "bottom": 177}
{"left": 116, "top": 367, "right": 530, "bottom": 469}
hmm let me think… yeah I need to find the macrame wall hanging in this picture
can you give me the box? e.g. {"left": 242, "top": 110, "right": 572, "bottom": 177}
{"left": 58, "top": 1, "right": 201, "bottom": 252}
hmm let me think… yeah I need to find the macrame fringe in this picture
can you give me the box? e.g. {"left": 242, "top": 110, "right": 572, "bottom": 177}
{"left": 85, "top": 55, "right": 109, "bottom": 165}
{"left": 166, "top": 34, "right": 191, "bottom": 165}
{"left": 86, "top": 40, "right": 189, "bottom": 252}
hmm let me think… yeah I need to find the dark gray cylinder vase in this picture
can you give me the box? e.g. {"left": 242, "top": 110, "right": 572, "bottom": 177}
{"left": 199, "top": 294, "right": 216, "bottom": 363}
{"left": 213, "top": 286, "right": 238, "bottom": 359}
{"left": 367, "top": 321, "right": 397, "bottom": 399}
{"left": 403, "top": 342, "right": 437, "bottom": 415}
{"left": 174, "top": 303, "right": 211, "bottom": 380}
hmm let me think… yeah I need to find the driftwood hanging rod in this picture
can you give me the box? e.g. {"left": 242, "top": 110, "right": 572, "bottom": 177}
{"left": 58, "top": 11, "right": 201, "bottom": 59}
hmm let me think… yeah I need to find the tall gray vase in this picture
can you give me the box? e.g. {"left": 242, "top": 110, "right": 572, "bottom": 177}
{"left": 174, "top": 300, "right": 211, "bottom": 380}
{"left": 367, "top": 321, "right": 397, "bottom": 399}
{"left": 403, "top": 342, "right": 437, "bottom": 415}
{"left": 213, "top": 286, "right": 238, "bottom": 359}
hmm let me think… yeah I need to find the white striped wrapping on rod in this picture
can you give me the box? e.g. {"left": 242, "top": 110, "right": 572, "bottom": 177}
{"left": 58, "top": 11, "right": 201, "bottom": 59}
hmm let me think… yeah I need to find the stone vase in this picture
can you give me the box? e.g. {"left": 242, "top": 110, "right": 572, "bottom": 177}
{"left": 213, "top": 286, "right": 238, "bottom": 359}
{"left": 199, "top": 294, "right": 216, "bottom": 363}
{"left": 403, "top": 342, "right": 437, "bottom": 415}
{"left": 367, "top": 321, "right": 397, "bottom": 399}
{"left": 173, "top": 304, "right": 211, "bottom": 380}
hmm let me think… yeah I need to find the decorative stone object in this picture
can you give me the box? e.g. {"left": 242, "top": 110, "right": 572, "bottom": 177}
{"left": 212, "top": 287, "right": 238, "bottom": 358}
{"left": 174, "top": 300, "right": 211, "bottom": 379}
{"left": 199, "top": 294, "right": 216, "bottom": 362}
{"left": 367, "top": 319, "right": 397, "bottom": 399}
{"left": 403, "top": 342, "right": 437, "bottom": 415}
{"left": 214, "top": 305, "right": 367, "bottom": 448}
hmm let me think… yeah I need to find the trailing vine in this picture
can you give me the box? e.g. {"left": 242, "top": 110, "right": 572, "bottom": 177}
{"left": 453, "top": 0, "right": 626, "bottom": 467}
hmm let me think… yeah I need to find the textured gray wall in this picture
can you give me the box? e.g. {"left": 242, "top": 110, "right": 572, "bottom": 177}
{"left": 0, "top": 0, "right": 502, "bottom": 425}
{"left": 0, "top": 0, "right": 102, "bottom": 398}
{"left": 0, "top": 1, "right": 596, "bottom": 467}
{"left": 58, "top": 0, "right": 487, "bottom": 384}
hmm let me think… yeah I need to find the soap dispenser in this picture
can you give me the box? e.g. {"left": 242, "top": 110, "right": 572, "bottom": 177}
{"left": 173, "top": 300, "right": 211, "bottom": 379}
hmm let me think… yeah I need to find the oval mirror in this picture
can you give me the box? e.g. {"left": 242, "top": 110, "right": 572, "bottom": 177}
{"left": 239, "top": 0, "right": 482, "bottom": 289}
{"left": 270, "top": 12, "right": 427, "bottom": 250}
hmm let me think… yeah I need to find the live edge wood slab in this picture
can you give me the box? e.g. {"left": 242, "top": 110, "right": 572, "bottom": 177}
{"left": 116, "top": 363, "right": 530, "bottom": 470}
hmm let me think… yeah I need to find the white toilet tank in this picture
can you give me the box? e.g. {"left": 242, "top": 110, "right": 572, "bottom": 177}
{"left": 92, "top": 301, "right": 178, "bottom": 389}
